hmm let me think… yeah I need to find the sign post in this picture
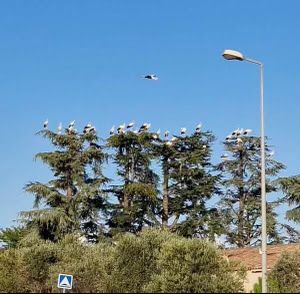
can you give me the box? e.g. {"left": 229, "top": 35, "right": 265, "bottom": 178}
{"left": 57, "top": 274, "right": 73, "bottom": 293}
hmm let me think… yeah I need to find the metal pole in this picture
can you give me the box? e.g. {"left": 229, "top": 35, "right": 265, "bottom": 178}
{"left": 260, "top": 63, "right": 267, "bottom": 293}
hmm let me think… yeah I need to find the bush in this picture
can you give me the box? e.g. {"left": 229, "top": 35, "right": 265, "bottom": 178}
{"left": 0, "top": 229, "right": 246, "bottom": 293}
{"left": 107, "top": 229, "right": 175, "bottom": 293}
{"left": 269, "top": 250, "right": 300, "bottom": 293}
{"left": 144, "top": 237, "right": 245, "bottom": 293}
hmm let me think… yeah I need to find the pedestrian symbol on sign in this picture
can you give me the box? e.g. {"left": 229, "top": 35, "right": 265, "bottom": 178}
{"left": 58, "top": 274, "right": 73, "bottom": 291}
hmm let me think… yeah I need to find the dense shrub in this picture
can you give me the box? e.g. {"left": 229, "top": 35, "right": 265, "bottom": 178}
{"left": 269, "top": 250, "right": 300, "bottom": 293}
{"left": 0, "top": 229, "right": 245, "bottom": 293}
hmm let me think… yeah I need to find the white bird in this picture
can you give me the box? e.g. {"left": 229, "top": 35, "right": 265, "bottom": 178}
{"left": 152, "top": 129, "right": 161, "bottom": 140}
{"left": 236, "top": 137, "right": 243, "bottom": 144}
{"left": 164, "top": 130, "right": 169, "bottom": 138}
{"left": 166, "top": 140, "right": 172, "bottom": 146}
{"left": 139, "top": 122, "right": 151, "bottom": 132}
{"left": 203, "top": 145, "right": 207, "bottom": 149}
{"left": 225, "top": 134, "right": 233, "bottom": 141}
{"left": 58, "top": 122, "right": 62, "bottom": 134}
{"left": 127, "top": 121, "right": 134, "bottom": 129}
{"left": 243, "top": 128, "right": 253, "bottom": 135}
{"left": 268, "top": 150, "right": 275, "bottom": 157}
{"left": 144, "top": 74, "right": 158, "bottom": 81}
{"left": 83, "top": 123, "right": 93, "bottom": 133}
{"left": 43, "top": 119, "right": 48, "bottom": 129}
{"left": 180, "top": 127, "right": 187, "bottom": 135}
{"left": 231, "top": 129, "right": 239, "bottom": 136}
{"left": 236, "top": 128, "right": 242, "bottom": 136}
{"left": 69, "top": 120, "right": 75, "bottom": 128}
{"left": 68, "top": 125, "right": 77, "bottom": 134}
{"left": 195, "top": 123, "right": 202, "bottom": 133}
{"left": 117, "top": 123, "right": 126, "bottom": 134}
{"left": 88, "top": 126, "right": 96, "bottom": 134}
{"left": 110, "top": 126, "right": 115, "bottom": 135}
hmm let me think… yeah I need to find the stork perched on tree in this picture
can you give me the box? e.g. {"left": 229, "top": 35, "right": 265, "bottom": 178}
{"left": 83, "top": 123, "right": 92, "bottom": 134}
{"left": 152, "top": 129, "right": 161, "bottom": 140}
{"left": 117, "top": 123, "right": 126, "bottom": 134}
{"left": 69, "top": 120, "right": 75, "bottom": 128}
{"left": 164, "top": 130, "right": 169, "bottom": 138}
{"left": 226, "top": 134, "right": 233, "bottom": 141}
{"left": 180, "top": 127, "right": 187, "bottom": 135}
{"left": 43, "top": 119, "right": 48, "bottom": 129}
{"left": 110, "top": 126, "right": 115, "bottom": 135}
{"left": 139, "top": 122, "right": 151, "bottom": 132}
{"left": 58, "top": 122, "right": 62, "bottom": 134}
{"left": 67, "top": 125, "right": 77, "bottom": 135}
{"left": 127, "top": 121, "right": 134, "bottom": 129}
{"left": 243, "top": 128, "right": 252, "bottom": 135}
{"left": 195, "top": 123, "right": 202, "bottom": 134}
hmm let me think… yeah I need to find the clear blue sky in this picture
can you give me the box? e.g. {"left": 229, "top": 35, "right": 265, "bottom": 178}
{"left": 1, "top": 0, "right": 300, "bottom": 228}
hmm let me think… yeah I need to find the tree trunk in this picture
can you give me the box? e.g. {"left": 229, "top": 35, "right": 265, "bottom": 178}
{"left": 123, "top": 193, "right": 129, "bottom": 209}
{"left": 237, "top": 150, "right": 245, "bottom": 247}
{"left": 162, "top": 159, "right": 169, "bottom": 227}
{"left": 67, "top": 186, "right": 73, "bottom": 200}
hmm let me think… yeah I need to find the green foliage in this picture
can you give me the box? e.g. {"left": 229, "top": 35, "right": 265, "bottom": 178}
{"left": 107, "top": 131, "right": 159, "bottom": 235}
{"left": 144, "top": 233, "right": 245, "bottom": 293}
{"left": 47, "top": 235, "right": 114, "bottom": 293}
{"left": 0, "top": 226, "right": 27, "bottom": 248}
{"left": 218, "top": 135, "right": 285, "bottom": 247}
{"left": 152, "top": 129, "right": 221, "bottom": 239}
{"left": 0, "top": 229, "right": 246, "bottom": 293}
{"left": 105, "top": 229, "right": 172, "bottom": 293}
{"left": 253, "top": 277, "right": 262, "bottom": 293}
{"left": 278, "top": 176, "right": 300, "bottom": 238}
{"left": 269, "top": 251, "right": 300, "bottom": 293}
{"left": 0, "top": 237, "right": 59, "bottom": 293}
{"left": 22, "top": 128, "right": 109, "bottom": 242}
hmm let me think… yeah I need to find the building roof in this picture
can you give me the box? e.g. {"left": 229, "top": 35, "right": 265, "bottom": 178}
{"left": 224, "top": 243, "right": 300, "bottom": 270}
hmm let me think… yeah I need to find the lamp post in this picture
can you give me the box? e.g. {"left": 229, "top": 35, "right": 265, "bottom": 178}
{"left": 222, "top": 49, "right": 267, "bottom": 293}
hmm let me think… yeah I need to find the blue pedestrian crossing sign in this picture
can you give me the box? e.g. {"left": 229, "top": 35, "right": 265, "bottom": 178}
{"left": 57, "top": 274, "right": 73, "bottom": 290}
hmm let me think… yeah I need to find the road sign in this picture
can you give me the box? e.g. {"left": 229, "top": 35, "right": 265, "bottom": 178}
{"left": 57, "top": 274, "right": 73, "bottom": 290}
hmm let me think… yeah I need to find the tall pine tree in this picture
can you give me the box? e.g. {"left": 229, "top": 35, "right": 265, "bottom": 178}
{"left": 106, "top": 128, "right": 158, "bottom": 235}
{"left": 218, "top": 131, "right": 285, "bottom": 247}
{"left": 22, "top": 123, "right": 108, "bottom": 242}
{"left": 152, "top": 127, "right": 220, "bottom": 239}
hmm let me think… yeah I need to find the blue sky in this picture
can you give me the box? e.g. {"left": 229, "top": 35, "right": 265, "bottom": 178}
{"left": 1, "top": 0, "right": 300, "bottom": 228}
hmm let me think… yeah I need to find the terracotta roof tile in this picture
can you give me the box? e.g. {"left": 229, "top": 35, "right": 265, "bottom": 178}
{"left": 224, "top": 243, "right": 300, "bottom": 270}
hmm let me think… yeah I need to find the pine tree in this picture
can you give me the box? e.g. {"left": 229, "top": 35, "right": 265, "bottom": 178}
{"left": 218, "top": 132, "right": 285, "bottom": 247}
{"left": 22, "top": 124, "right": 108, "bottom": 242}
{"left": 152, "top": 128, "right": 220, "bottom": 239}
{"left": 278, "top": 175, "right": 300, "bottom": 224}
{"left": 106, "top": 129, "right": 158, "bottom": 235}
{"left": 277, "top": 175, "right": 300, "bottom": 242}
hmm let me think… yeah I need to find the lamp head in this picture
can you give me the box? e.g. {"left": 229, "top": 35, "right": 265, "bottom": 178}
{"left": 222, "top": 49, "right": 244, "bottom": 61}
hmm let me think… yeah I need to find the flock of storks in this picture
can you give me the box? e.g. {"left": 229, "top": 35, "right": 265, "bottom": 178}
{"left": 42, "top": 73, "right": 272, "bottom": 158}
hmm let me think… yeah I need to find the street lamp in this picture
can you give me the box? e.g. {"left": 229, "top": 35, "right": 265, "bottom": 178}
{"left": 222, "top": 49, "right": 267, "bottom": 293}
